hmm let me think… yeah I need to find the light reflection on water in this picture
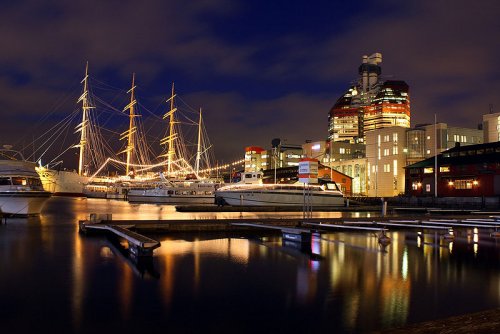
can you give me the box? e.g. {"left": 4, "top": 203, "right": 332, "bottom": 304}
{"left": 0, "top": 197, "right": 498, "bottom": 333}
{"left": 39, "top": 196, "right": 364, "bottom": 223}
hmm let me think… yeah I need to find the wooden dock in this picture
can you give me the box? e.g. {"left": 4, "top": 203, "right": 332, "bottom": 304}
{"left": 77, "top": 211, "right": 500, "bottom": 253}
{"left": 80, "top": 221, "right": 161, "bottom": 257}
{"left": 231, "top": 222, "right": 314, "bottom": 243}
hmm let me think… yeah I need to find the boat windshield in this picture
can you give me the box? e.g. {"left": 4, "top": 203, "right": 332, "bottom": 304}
{"left": 11, "top": 177, "right": 43, "bottom": 188}
{"left": 12, "top": 177, "right": 28, "bottom": 186}
{"left": 325, "top": 183, "right": 340, "bottom": 191}
{"left": 0, "top": 177, "right": 11, "bottom": 185}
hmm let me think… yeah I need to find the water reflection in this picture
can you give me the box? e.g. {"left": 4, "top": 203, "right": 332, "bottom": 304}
{"left": 0, "top": 197, "right": 498, "bottom": 333}
{"left": 39, "top": 196, "right": 371, "bottom": 223}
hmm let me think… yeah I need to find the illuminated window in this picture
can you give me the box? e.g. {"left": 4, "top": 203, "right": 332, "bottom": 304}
{"left": 383, "top": 164, "right": 390, "bottom": 172}
{"left": 384, "top": 148, "right": 390, "bottom": 156}
{"left": 454, "top": 179, "right": 473, "bottom": 189}
{"left": 393, "top": 146, "right": 398, "bottom": 154}
{"left": 440, "top": 166, "right": 450, "bottom": 172}
{"left": 424, "top": 167, "right": 434, "bottom": 174}
{"left": 12, "top": 177, "right": 27, "bottom": 186}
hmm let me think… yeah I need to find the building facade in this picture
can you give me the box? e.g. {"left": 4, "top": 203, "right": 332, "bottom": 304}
{"left": 244, "top": 146, "right": 266, "bottom": 172}
{"left": 244, "top": 141, "right": 304, "bottom": 173}
{"left": 366, "top": 126, "right": 408, "bottom": 197}
{"left": 483, "top": 112, "right": 500, "bottom": 143}
{"left": 406, "top": 123, "right": 483, "bottom": 165}
{"left": 328, "top": 53, "right": 411, "bottom": 144}
{"left": 332, "top": 158, "right": 368, "bottom": 196}
{"left": 405, "top": 141, "right": 500, "bottom": 197}
{"left": 302, "top": 140, "right": 365, "bottom": 166}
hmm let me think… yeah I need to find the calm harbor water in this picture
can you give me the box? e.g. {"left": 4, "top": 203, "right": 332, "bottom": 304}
{"left": 0, "top": 197, "right": 499, "bottom": 333}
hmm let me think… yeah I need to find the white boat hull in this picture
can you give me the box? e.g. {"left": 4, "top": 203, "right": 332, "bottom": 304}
{"left": 128, "top": 191, "right": 215, "bottom": 204}
{"left": 37, "top": 169, "right": 87, "bottom": 196}
{"left": 128, "top": 183, "right": 217, "bottom": 205}
{"left": 215, "top": 189, "right": 344, "bottom": 207}
{"left": 0, "top": 192, "right": 51, "bottom": 216}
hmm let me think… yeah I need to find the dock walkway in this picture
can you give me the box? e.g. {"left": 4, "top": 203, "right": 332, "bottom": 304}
{"left": 80, "top": 221, "right": 160, "bottom": 257}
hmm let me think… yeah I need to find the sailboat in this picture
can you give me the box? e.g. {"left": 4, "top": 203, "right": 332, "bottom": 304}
{"left": 127, "top": 84, "right": 221, "bottom": 204}
{"left": 82, "top": 73, "right": 159, "bottom": 199}
{"left": 36, "top": 62, "right": 96, "bottom": 196}
{"left": 36, "top": 64, "right": 218, "bottom": 200}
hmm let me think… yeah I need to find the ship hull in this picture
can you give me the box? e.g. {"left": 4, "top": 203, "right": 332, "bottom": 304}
{"left": 215, "top": 189, "right": 344, "bottom": 207}
{"left": 128, "top": 183, "right": 217, "bottom": 205}
{"left": 37, "top": 169, "right": 87, "bottom": 196}
{"left": 0, "top": 191, "right": 51, "bottom": 216}
{"left": 128, "top": 193, "right": 214, "bottom": 204}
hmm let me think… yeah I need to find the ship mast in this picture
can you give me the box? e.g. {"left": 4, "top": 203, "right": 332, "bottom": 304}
{"left": 160, "top": 83, "right": 177, "bottom": 177}
{"left": 195, "top": 107, "right": 202, "bottom": 176}
{"left": 76, "top": 62, "right": 94, "bottom": 176}
{"left": 120, "top": 73, "right": 138, "bottom": 176}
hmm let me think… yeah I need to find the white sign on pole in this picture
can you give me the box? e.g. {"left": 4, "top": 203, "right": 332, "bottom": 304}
{"left": 298, "top": 160, "right": 319, "bottom": 184}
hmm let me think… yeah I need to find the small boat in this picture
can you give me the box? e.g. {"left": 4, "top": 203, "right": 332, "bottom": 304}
{"left": 83, "top": 178, "right": 157, "bottom": 199}
{"left": 215, "top": 172, "right": 344, "bottom": 207}
{"left": 127, "top": 178, "right": 219, "bottom": 204}
{"left": 0, "top": 146, "right": 52, "bottom": 216}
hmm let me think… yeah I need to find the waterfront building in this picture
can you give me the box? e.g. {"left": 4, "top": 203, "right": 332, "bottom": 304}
{"left": 366, "top": 126, "right": 408, "bottom": 197}
{"left": 406, "top": 123, "right": 483, "bottom": 165}
{"left": 273, "top": 143, "right": 303, "bottom": 168}
{"left": 244, "top": 146, "right": 266, "bottom": 172}
{"left": 483, "top": 112, "right": 500, "bottom": 143}
{"left": 405, "top": 141, "right": 500, "bottom": 197}
{"left": 244, "top": 140, "right": 303, "bottom": 173}
{"left": 328, "top": 53, "right": 411, "bottom": 144}
{"left": 302, "top": 140, "right": 365, "bottom": 165}
{"left": 302, "top": 140, "right": 328, "bottom": 162}
{"left": 331, "top": 158, "right": 368, "bottom": 196}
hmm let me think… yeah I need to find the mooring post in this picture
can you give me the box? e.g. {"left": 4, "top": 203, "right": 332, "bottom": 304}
{"left": 239, "top": 195, "right": 243, "bottom": 218}
{"left": 381, "top": 198, "right": 387, "bottom": 217}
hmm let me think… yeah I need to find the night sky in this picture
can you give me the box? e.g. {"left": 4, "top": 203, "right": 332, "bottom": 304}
{"left": 1, "top": 0, "right": 499, "bottom": 166}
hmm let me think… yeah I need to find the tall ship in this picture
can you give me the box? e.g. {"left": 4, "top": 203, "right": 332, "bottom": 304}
{"left": 32, "top": 64, "right": 220, "bottom": 198}
{"left": 36, "top": 167, "right": 88, "bottom": 196}
{"left": 0, "top": 146, "right": 51, "bottom": 216}
{"left": 35, "top": 63, "right": 101, "bottom": 196}
{"left": 127, "top": 84, "right": 222, "bottom": 204}
{"left": 215, "top": 172, "right": 344, "bottom": 207}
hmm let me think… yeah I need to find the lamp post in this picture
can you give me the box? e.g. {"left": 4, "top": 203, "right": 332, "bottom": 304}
{"left": 434, "top": 114, "right": 438, "bottom": 198}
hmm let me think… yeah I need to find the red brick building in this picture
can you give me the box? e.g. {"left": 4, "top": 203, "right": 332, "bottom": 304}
{"left": 405, "top": 142, "right": 500, "bottom": 197}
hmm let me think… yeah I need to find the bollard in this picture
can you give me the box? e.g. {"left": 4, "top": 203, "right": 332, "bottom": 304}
{"left": 381, "top": 198, "right": 387, "bottom": 217}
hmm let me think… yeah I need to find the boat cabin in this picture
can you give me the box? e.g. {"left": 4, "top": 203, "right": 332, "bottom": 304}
{"left": 238, "top": 171, "right": 263, "bottom": 184}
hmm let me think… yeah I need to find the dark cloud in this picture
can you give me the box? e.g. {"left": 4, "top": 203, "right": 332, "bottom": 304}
{"left": 0, "top": 0, "right": 498, "bottom": 166}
